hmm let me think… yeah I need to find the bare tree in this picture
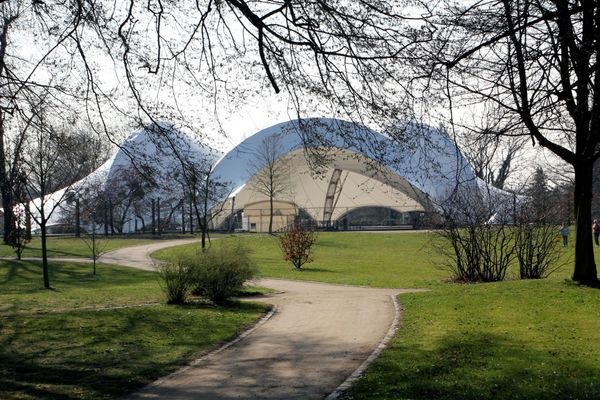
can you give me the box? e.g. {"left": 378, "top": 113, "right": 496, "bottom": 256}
{"left": 409, "top": 0, "right": 600, "bottom": 284}
{"left": 185, "top": 162, "right": 230, "bottom": 250}
{"left": 436, "top": 187, "right": 516, "bottom": 283}
{"left": 101, "top": 166, "right": 152, "bottom": 234}
{"left": 7, "top": 171, "right": 30, "bottom": 259}
{"left": 0, "top": 1, "right": 412, "bottom": 243}
{"left": 0, "top": 1, "right": 122, "bottom": 243}
{"left": 458, "top": 126, "right": 526, "bottom": 190}
{"left": 21, "top": 110, "right": 84, "bottom": 288}
{"left": 79, "top": 197, "right": 107, "bottom": 276}
{"left": 247, "top": 133, "right": 291, "bottom": 234}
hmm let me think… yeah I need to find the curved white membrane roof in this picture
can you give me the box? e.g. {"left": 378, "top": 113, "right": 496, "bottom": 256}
{"left": 212, "top": 118, "right": 480, "bottom": 211}
{"left": 39, "top": 118, "right": 512, "bottom": 231}
{"left": 231, "top": 149, "right": 426, "bottom": 222}
{"left": 86, "top": 122, "right": 221, "bottom": 193}
{"left": 39, "top": 123, "right": 221, "bottom": 229}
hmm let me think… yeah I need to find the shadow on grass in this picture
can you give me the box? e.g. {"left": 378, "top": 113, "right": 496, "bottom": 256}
{"left": 0, "top": 260, "right": 155, "bottom": 292}
{"left": 349, "top": 331, "right": 600, "bottom": 400}
{"left": 291, "top": 267, "right": 338, "bottom": 273}
{"left": 313, "top": 238, "right": 352, "bottom": 249}
{"left": 19, "top": 244, "right": 86, "bottom": 258}
{"left": 0, "top": 302, "right": 264, "bottom": 400}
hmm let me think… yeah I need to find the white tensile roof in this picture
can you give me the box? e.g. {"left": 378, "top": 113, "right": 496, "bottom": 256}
{"left": 37, "top": 118, "right": 511, "bottom": 230}
{"left": 212, "top": 118, "right": 480, "bottom": 212}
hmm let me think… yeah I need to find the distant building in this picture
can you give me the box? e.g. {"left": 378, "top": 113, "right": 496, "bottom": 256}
{"left": 210, "top": 118, "right": 494, "bottom": 232}
{"left": 41, "top": 118, "right": 511, "bottom": 234}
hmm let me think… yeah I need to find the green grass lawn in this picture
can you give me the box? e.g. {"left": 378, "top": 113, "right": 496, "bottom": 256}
{"left": 0, "top": 236, "right": 160, "bottom": 258}
{"left": 153, "top": 232, "right": 449, "bottom": 288}
{"left": 0, "top": 260, "right": 268, "bottom": 400}
{"left": 154, "top": 231, "right": 600, "bottom": 399}
{"left": 345, "top": 279, "right": 600, "bottom": 399}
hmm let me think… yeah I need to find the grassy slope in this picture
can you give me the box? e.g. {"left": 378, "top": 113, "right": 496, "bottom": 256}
{"left": 0, "top": 260, "right": 267, "bottom": 400}
{"left": 155, "top": 232, "right": 600, "bottom": 399}
{"left": 0, "top": 236, "right": 158, "bottom": 258}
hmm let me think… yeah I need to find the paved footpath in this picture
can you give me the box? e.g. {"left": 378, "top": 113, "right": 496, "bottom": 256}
{"left": 98, "top": 239, "right": 423, "bottom": 400}
{"left": 98, "top": 238, "right": 203, "bottom": 270}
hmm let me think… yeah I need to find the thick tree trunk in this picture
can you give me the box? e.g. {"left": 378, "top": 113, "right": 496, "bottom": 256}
{"left": 572, "top": 161, "right": 598, "bottom": 284}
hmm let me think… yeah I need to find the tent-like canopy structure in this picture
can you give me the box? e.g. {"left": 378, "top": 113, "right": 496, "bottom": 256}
{"left": 36, "top": 118, "right": 508, "bottom": 234}
{"left": 210, "top": 118, "right": 484, "bottom": 232}
{"left": 34, "top": 122, "right": 220, "bottom": 234}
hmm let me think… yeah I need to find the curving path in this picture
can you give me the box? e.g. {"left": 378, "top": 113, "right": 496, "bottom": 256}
{"left": 99, "top": 239, "right": 422, "bottom": 400}
{"left": 98, "top": 238, "right": 202, "bottom": 270}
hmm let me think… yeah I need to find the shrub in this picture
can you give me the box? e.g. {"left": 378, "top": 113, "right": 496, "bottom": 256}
{"left": 190, "top": 242, "right": 257, "bottom": 304}
{"left": 158, "top": 259, "right": 192, "bottom": 304}
{"left": 437, "top": 188, "right": 515, "bottom": 282}
{"left": 515, "top": 223, "right": 564, "bottom": 279}
{"left": 279, "top": 224, "right": 317, "bottom": 269}
{"left": 439, "top": 222, "right": 515, "bottom": 282}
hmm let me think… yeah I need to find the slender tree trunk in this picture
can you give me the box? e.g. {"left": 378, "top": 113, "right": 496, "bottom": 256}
{"left": 0, "top": 112, "right": 13, "bottom": 244}
{"left": 25, "top": 202, "right": 31, "bottom": 240}
{"left": 189, "top": 195, "right": 194, "bottom": 234}
{"left": 109, "top": 200, "right": 115, "bottom": 235}
{"left": 151, "top": 198, "right": 156, "bottom": 235}
{"left": 41, "top": 222, "right": 50, "bottom": 288}
{"left": 229, "top": 196, "right": 235, "bottom": 232}
{"left": 572, "top": 160, "right": 598, "bottom": 284}
{"left": 103, "top": 204, "right": 109, "bottom": 236}
{"left": 181, "top": 199, "right": 186, "bottom": 234}
{"left": 0, "top": 180, "right": 12, "bottom": 242}
{"left": 157, "top": 198, "right": 161, "bottom": 235}
{"left": 75, "top": 197, "right": 80, "bottom": 237}
{"left": 92, "top": 228, "right": 96, "bottom": 275}
{"left": 269, "top": 195, "right": 274, "bottom": 234}
{"left": 201, "top": 191, "right": 208, "bottom": 250}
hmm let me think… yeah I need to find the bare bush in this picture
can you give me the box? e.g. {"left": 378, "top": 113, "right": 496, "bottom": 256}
{"left": 514, "top": 201, "right": 566, "bottom": 280}
{"left": 437, "top": 188, "right": 515, "bottom": 283}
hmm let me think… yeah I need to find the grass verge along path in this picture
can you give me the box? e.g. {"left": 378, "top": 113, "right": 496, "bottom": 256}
{"left": 0, "top": 260, "right": 268, "bottom": 400}
{"left": 155, "top": 232, "right": 600, "bottom": 399}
